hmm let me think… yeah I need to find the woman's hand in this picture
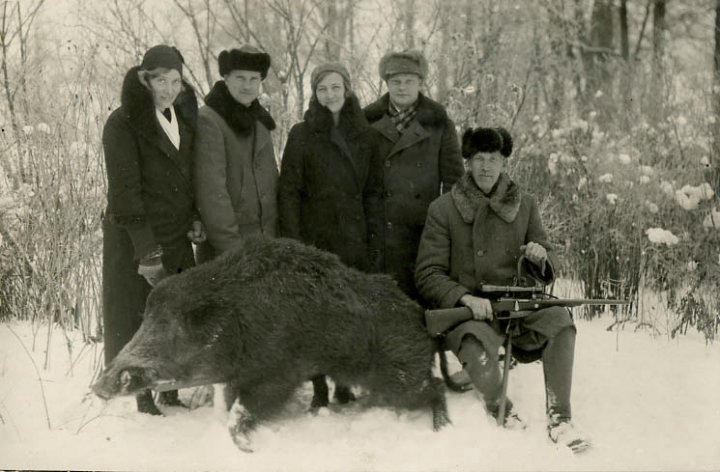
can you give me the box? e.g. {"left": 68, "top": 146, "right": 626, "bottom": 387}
{"left": 460, "top": 294, "right": 493, "bottom": 321}
{"left": 138, "top": 247, "right": 166, "bottom": 286}
{"left": 187, "top": 220, "right": 207, "bottom": 244}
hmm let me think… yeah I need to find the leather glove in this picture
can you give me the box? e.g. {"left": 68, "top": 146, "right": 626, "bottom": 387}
{"left": 460, "top": 294, "right": 494, "bottom": 321}
{"left": 138, "top": 248, "right": 167, "bottom": 287}
{"left": 186, "top": 220, "right": 207, "bottom": 244}
{"left": 521, "top": 242, "right": 548, "bottom": 274}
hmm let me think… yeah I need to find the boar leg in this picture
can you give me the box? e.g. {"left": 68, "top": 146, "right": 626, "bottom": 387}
{"left": 227, "top": 399, "right": 256, "bottom": 453}
{"left": 373, "top": 365, "right": 451, "bottom": 431}
{"left": 226, "top": 375, "right": 304, "bottom": 452}
{"left": 429, "top": 377, "right": 451, "bottom": 431}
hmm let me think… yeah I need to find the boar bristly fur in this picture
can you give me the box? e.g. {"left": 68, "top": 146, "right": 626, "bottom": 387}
{"left": 93, "top": 235, "right": 450, "bottom": 451}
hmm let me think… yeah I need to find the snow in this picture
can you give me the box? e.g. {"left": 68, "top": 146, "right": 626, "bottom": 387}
{"left": 1, "top": 317, "right": 719, "bottom": 472}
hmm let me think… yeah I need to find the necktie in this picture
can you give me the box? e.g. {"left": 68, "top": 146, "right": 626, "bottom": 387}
{"left": 162, "top": 108, "right": 172, "bottom": 122}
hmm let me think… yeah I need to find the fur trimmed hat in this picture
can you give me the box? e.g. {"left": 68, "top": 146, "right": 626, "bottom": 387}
{"left": 461, "top": 127, "right": 513, "bottom": 159}
{"left": 379, "top": 49, "right": 428, "bottom": 80}
{"left": 310, "top": 62, "right": 352, "bottom": 92}
{"left": 140, "top": 45, "right": 184, "bottom": 73}
{"left": 218, "top": 45, "right": 271, "bottom": 78}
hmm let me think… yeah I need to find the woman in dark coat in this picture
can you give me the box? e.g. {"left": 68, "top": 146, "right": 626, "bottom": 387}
{"left": 278, "top": 62, "right": 384, "bottom": 408}
{"left": 415, "top": 127, "right": 588, "bottom": 453}
{"left": 102, "top": 45, "right": 204, "bottom": 415}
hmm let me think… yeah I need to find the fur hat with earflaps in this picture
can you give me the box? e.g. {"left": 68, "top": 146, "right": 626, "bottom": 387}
{"left": 461, "top": 127, "right": 513, "bottom": 159}
{"left": 378, "top": 49, "right": 428, "bottom": 80}
{"left": 218, "top": 45, "right": 271, "bottom": 79}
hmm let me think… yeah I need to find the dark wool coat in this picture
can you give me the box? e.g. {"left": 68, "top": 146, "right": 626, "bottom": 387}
{"left": 194, "top": 81, "right": 278, "bottom": 257}
{"left": 278, "top": 96, "right": 384, "bottom": 271}
{"left": 102, "top": 66, "right": 198, "bottom": 363}
{"left": 415, "top": 172, "right": 573, "bottom": 357}
{"left": 364, "top": 93, "right": 463, "bottom": 299}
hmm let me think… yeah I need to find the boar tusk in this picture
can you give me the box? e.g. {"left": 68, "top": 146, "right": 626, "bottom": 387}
{"left": 120, "top": 370, "right": 132, "bottom": 388}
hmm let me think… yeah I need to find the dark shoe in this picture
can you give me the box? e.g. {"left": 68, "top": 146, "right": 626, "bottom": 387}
{"left": 136, "top": 390, "right": 163, "bottom": 415}
{"left": 548, "top": 421, "right": 591, "bottom": 453}
{"left": 157, "top": 389, "right": 185, "bottom": 407}
{"left": 310, "top": 375, "right": 329, "bottom": 410}
{"left": 334, "top": 385, "right": 357, "bottom": 404}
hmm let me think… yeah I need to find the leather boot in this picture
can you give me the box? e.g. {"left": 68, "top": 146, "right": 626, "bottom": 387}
{"left": 157, "top": 389, "right": 184, "bottom": 407}
{"left": 136, "top": 389, "right": 162, "bottom": 415}
{"left": 457, "top": 336, "right": 502, "bottom": 409}
{"left": 334, "top": 384, "right": 357, "bottom": 404}
{"left": 310, "top": 374, "right": 329, "bottom": 409}
{"left": 543, "top": 326, "right": 576, "bottom": 425}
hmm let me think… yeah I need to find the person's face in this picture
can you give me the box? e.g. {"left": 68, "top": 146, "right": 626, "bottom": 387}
{"left": 224, "top": 70, "right": 262, "bottom": 106}
{"left": 469, "top": 151, "right": 505, "bottom": 193}
{"left": 148, "top": 69, "right": 182, "bottom": 110}
{"left": 315, "top": 72, "right": 346, "bottom": 115}
{"left": 386, "top": 73, "right": 421, "bottom": 109}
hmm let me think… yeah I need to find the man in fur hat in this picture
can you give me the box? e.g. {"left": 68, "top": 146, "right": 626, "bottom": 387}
{"left": 364, "top": 49, "right": 463, "bottom": 300}
{"left": 415, "top": 127, "right": 590, "bottom": 453}
{"left": 194, "top": 45, "right": 278, "bottom": 259}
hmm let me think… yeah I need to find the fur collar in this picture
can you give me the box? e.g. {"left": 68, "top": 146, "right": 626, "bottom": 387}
{"left": 304, "top": 93, "right": 369, "bottom": 138}
{"left": 204, "top": 80, "right": 276, "bottom": 136}
{"left": 451, "top": 172, "right": 520, "bottom": 224}
{"left": 120, "top": 65, "right": 198, "bottom": 134}
{"left": 364, "top": 92, "right": 448, "bottom": 127}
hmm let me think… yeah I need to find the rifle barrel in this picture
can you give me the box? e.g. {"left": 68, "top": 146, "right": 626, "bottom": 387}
{"left": 425, "top": 298, "right": 629, "bottom": 336}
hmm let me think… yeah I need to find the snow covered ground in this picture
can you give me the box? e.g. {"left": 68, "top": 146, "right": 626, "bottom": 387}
{"left": 1, "top": 315, "right": 719, "bottom": 472}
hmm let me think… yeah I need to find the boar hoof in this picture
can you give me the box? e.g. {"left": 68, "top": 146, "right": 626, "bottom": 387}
{"left": 228, "top": 399, "right": 255, "bottom": 453}
{"left": 432, "top": 407, "right": 451, "bottom": 431}
{"left": 230, "top": 428, "right": 254, "bottom": 453}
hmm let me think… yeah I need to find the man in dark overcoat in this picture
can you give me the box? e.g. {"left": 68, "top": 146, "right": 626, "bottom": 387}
{"left": 364, "top": 49, "right": 463, "bottom": 300}
{"left": 415, "top": 127, "right": 589, "bottom": 453}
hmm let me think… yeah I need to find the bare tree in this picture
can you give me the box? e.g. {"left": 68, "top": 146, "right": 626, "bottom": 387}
{"left": 711, "top": 0, "right": 720, "bottom": 195}
{"left": 172, "top": 0, "right": 219, "bottom": 94}
{"left": 0, "top": 0, "right": 46, "bottom": 183}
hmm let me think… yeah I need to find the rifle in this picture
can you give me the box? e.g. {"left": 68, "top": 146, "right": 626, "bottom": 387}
{"left": 425, "top": 294, "right": 629, "bottom": 426}
{"left": 425, "top": 297, "right": 629, "bottom": 337}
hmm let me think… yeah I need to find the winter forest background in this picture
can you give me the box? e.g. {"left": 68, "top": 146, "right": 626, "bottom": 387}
{"left": 0, "top": 0, "right": 719, "bottom": 468}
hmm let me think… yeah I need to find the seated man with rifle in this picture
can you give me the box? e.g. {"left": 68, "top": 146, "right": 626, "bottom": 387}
{"left": 415, "top": 127, "right": 593, "bottom": 453}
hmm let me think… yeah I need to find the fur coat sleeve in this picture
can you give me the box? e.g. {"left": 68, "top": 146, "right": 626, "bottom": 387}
{"left": 102, "top": 112, "right": 157, "bottom": 259}
{"left": 414, "top": 196, "right": 471, "bottom": 308}
{"left": 193, "top": 108, "right": 242, "bottom": 252}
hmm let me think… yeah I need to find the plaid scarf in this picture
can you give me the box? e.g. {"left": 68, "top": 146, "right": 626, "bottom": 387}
{"left": 388, "top": 101, "right": 418, "bottom": 134}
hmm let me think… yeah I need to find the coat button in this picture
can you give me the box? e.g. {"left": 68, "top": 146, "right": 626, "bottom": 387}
{"left": 477, "top": 250, "right": 484, "bottom": 256}
{"left": 416, "top": 162, "right": 424, "bottom": 167}
{"left": 385, "top": 190, "right": 392, "bottom": 197}
{"left": 386, "top": 222, "right": 393, "bottom": 230}
{"left": 385, "top": 161, "right": 392, "bottom": 167}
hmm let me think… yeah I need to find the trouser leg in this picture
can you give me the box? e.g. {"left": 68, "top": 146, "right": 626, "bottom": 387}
{"left": 457, "top": 336, "right": 503, "bottom": 411}
{"left": 310, "top": 374, "right": 329, "bottom": 408}
{"left": 543, "top": 326, "right": 576, "bottom": 425}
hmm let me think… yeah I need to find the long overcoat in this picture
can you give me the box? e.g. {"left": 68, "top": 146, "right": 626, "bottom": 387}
{"left": 194, "top": 81, "right": 278, "bottom": 258}
{"left": 102, "top": 66, "right": 198, "bottom": 363}
{"left": 364, "top": 93, "right": 463, "bottom": 299}
{"left": 278, "top": 96, "right": 384, "bottom": 271}
{"left": 415, "top": 172, "right": 573, "bottom": 358}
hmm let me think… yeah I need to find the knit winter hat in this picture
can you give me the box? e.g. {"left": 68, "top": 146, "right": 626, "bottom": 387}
{"left": 378, "top": 49, "right": 428, "bottom": 80}
{"left": 310, "top": 62, "right": 352, "bottom": 93}
{"left": 140, "top": 45, "right": 184, "bottom": 73}
{"left": 461, "top": 127, "right": 513, "bottom": 159}
{"left": 218, "top": 45, "right": 271, "bottom": 79}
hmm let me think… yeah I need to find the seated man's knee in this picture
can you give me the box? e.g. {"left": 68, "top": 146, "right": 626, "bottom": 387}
{"left": 458, "top": 335, "right": 498, "bottom": 366}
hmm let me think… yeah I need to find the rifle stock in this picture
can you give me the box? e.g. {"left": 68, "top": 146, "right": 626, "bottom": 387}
{"left": 425, "top": 298, "right": 629, "bottom": 336}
